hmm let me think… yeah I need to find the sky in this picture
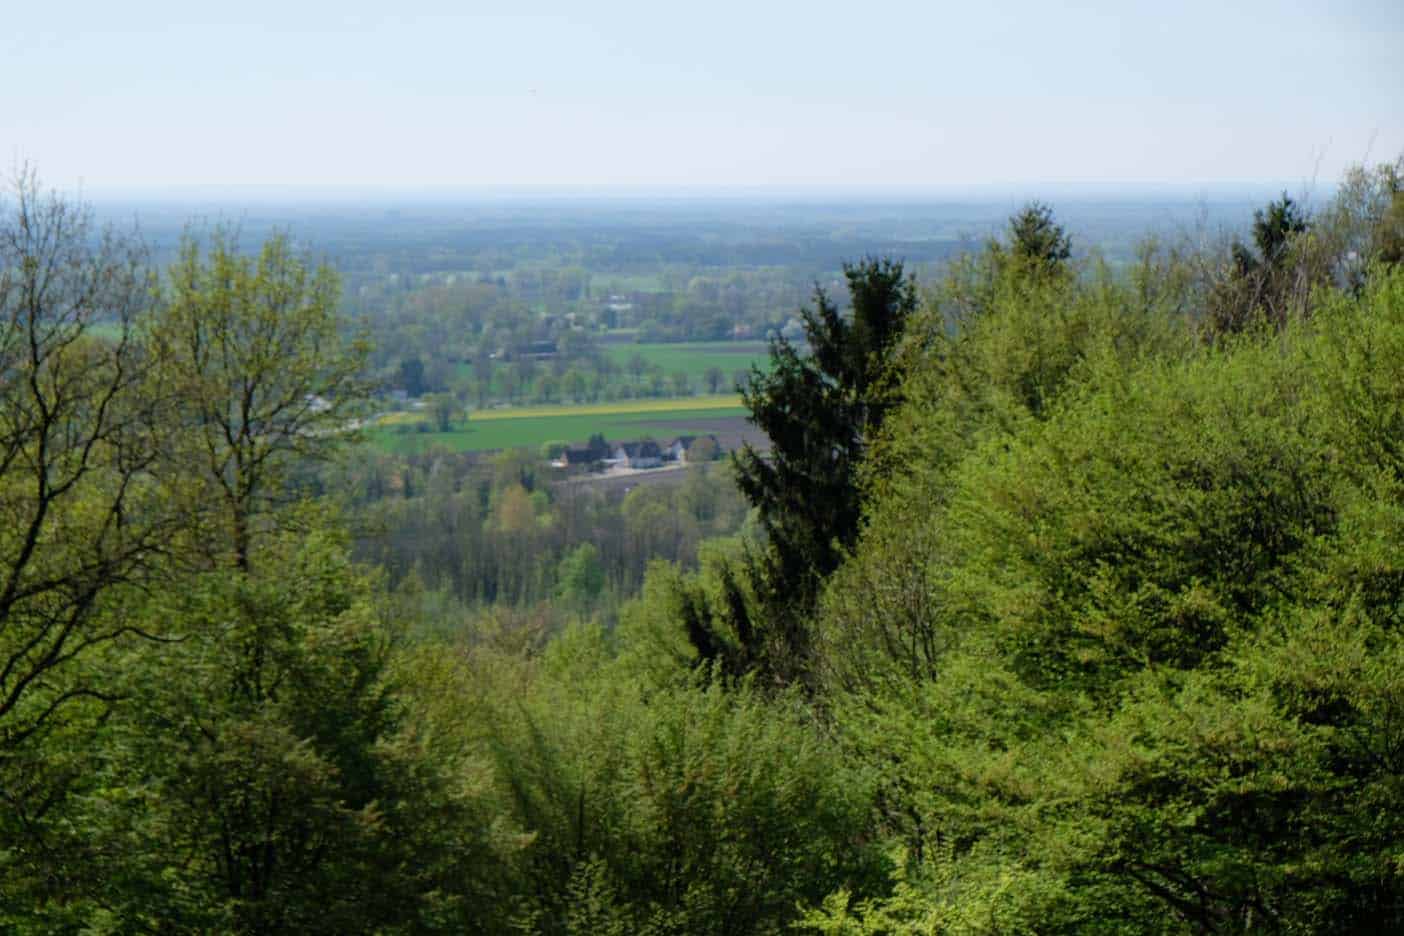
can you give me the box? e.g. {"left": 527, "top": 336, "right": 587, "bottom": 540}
{"left": 3, "top": 0, "right": 1401, "bottom": 194}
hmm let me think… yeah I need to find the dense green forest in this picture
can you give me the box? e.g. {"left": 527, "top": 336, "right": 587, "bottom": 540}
{"left": 3, "top": 157, "right": 1404, "bottom": 933}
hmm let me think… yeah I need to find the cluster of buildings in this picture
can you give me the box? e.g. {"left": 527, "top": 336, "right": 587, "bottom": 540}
{"left": 549, "top": 434, "right": 720, "bottom": 473}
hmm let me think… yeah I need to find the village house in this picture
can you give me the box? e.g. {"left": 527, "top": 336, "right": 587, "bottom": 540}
{"left": 550, "top": 447, "right": 599, "bottom": 471}
{"left": 664, "top": 437, "right": 692, "bottom": 462}
{"left": 612, "top": 439, "right": 663, "bottom": 469}
{"left": 665, "top": 435, "right": 721, "bottom": 463}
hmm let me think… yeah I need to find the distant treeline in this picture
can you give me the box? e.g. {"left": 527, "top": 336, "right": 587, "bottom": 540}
{"left": 314, "top": 445, "right": 751, "bottom": 618}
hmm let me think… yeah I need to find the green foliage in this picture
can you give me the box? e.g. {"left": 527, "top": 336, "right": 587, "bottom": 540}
{"left": 398, "top": 354, "right": 427, "bottom": 396}
{"left": 1210, "top": 192, "right": 1315, "bottom": 334}
{"left": 0, "top": 171, "right": 179, "bottom": 893}
{"left": 52, "top": 529, "right": 521, "bottom": 933}
{"left": 555, "top": 542, "right": 605, "bottom": 610}
{"left": 1002, "top": 200, "right": 1073, "bottom": 272}
{"left": 719, "top": 258, "right": 916, "bottom": 685}
{"left": 821, "top": 248, "right": 1188, "bottom": 692}
{"left": 429, "top": 391, "right": 461, "bottom": 431}
{"left": 1381, "top": 169, "right": 1404, "bottom": 266}
{"left": 814, "top": 265, "right": 1404, "bottom": 932}
{"left": 686, "top": 434, "right": 721, "bottom": 462}
{"left": 436, "top": 619, "right": 888, "bottom": 935}
{"left": 347, "top": 446, "right": 750, "bottom": 614}
{"left": 1318, "top": 157, "right": 1404, "bottom": 291}
{"left": 796, "top": 845, "right": 1080, "bottom": 936}
{"left": 11, "top": 159, "right": 1404, "bottom": 933}
{"left": 149, "top": 228, "right": 371, "bottom": 568}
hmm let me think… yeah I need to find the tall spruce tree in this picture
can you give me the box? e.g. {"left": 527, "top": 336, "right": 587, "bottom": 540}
{"left": 691, "top": 258, "right": 915, "bottom": 685}
{"left": 1004, "top": 200, "right": 1072, "bottom": 271}
{"left": 1214, "top": 192, "right": 1313, "bottom": 333}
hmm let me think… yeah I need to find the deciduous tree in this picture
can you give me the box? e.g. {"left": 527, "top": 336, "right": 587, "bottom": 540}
{"left": 148, "top": 229, "right": 370, "bottom": 570}
{"left": 0, "top": 169, "right": 171, "bottom": 757}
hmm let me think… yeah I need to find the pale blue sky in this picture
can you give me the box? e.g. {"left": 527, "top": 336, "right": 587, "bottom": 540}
{"left": 4, "top": 0, "right": 1400, "bottom": 192}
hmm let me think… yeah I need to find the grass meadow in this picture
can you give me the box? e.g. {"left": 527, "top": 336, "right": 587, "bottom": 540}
{"left": 603, "top": 341, "right": 770, "bottom": 383}
{"left": 367, "top": 397, "right": 749, "bottom": 455}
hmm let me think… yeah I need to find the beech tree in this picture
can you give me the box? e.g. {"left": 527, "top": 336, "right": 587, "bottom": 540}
{"left": 147, "top": 230, "right": 370, "bottom": 570}
{"left": 47, "top": 233, "right": 474, "bottom": 931}
{"left": 0, "top": 170, "right": 171, "bottom": 755}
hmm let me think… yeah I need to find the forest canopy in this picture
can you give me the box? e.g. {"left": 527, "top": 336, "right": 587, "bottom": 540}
{"left": 2, "top": 156, "right": 1403, "bottom": 933}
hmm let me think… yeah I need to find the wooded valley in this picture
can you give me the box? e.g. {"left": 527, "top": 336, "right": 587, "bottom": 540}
{"left": 2, "top": 157, "right": 1403, "bottom": 934}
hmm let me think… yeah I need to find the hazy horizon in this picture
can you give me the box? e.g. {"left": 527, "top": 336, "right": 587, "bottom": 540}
{"left": 5, "top": 0, "right": 1400, "bottom": 193}
{"left": 81, "top": 179, "right": 1312, "bottom": 202}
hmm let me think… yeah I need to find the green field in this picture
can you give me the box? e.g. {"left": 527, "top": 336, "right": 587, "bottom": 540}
{"left": 450, "top": 341, "right": 771, "bottom": 395}
{"left": 604, "top": 341, "right": 770, "bottom": 383}
{"left": 368, "top": 404, "right": 748, "bottom": 455}
{"left": 379, "top": 395, "right": 743, "bottom": 426}
{"left": 470, "top": 395, "right": 743, "bottom": 420}
{"left": 84, "top": 321, "right": 129, "bottom": 342}
{"left": 595, "top": 273, "right": 668, "bottom": 293}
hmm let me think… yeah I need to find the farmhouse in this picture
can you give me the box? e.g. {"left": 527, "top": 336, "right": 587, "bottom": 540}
{"left": 664, "top": 437, "right": 692, "bottom": 462}
{"left": 550, "top": 447, "right": 600, "bottom": 471}
{"left": 612, "top": 440, "right": 663, "bottom": 469}
{"left": 665, "top": 435, "right": 721, "bottom": 463}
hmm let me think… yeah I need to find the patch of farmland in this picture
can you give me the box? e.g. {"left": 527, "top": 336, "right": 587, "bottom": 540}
{"left": 471, "top": 395, "right": 742, "bottom": 420}
{"left": 603, "top": 341, "right": 771, "bottom": 382}
{"left": 366, "top": 404, "right": 752, "bottom": 455}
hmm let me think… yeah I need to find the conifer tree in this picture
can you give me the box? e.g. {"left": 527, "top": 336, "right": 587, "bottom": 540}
{"left": 1213, "top": 192, "right": 1312, "bottom": 332}
{"left": 1003, "top": 200, "right": 1072, "bottom": 271}
{"left": 690, "top": 258, "right": 915, "bottom": 685}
